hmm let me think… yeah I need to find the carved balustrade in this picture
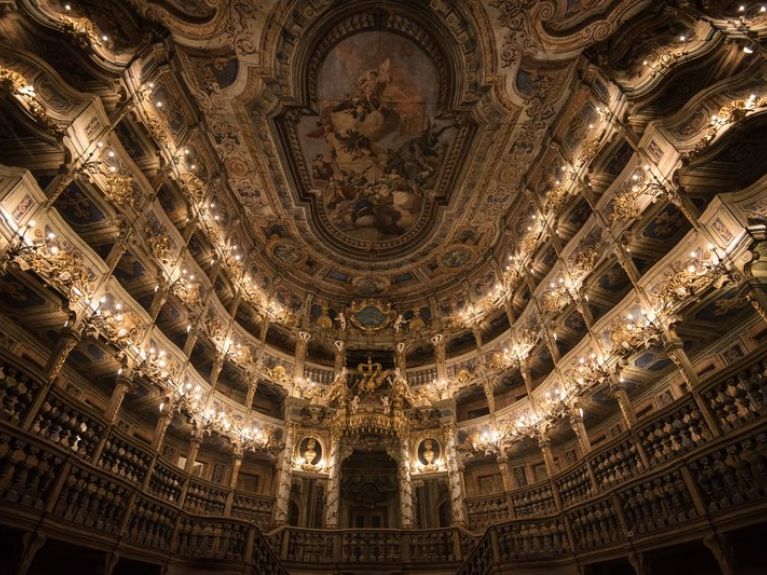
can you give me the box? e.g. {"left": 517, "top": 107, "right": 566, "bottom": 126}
{"left": 0, "top": 423, "right": 286, "bottom": 573}
{"left": 589, "top": 434, "right": 644, "bottom": 489}
{"left": 465, "top": 493, "right": 510, "bottom": 529}
{"left": 553, "top": 461, "right": 594, "bottom": 507}
{"left": 637, "top": 398, "right": 713, "bottom": 465}
{"left": 495, "top": 518, "right": 570, "bottom": 562}
{"left": 0, "top": 365, "right": 43, "bottom": 426}
{"left": 458, "top": 414, "right": 767, "bottom": 573}
{"left": 687, "top": 431, "right": 767, "bottom": 514}
{"left": 230, "top": 491, "right": 274, "bottom": 527}
{"left": 29, "top": 391, "right": 105, "bottom": 458}
{"left": 148, "top": 459, "right": 185, "bottom": 504}
{"left": 703, "top": 358, "right": 767, "bottom": 432}
{"left": 0, "top": 337, "right": 765, "bottom": 573}
{"left": 272, "top": 526, "right": 471, "bottom": 566}
{"left": 96, "top": 427, "right": 152, "bottom": 484}
{"left": 617, "top": 469, "right": 698, "bottom": 536}
{"left": 183, "top": 477, "right": 228, "bottom": 516}
{"left": 566, "top": 499, "right": 624, "bottom": 552}
{"left": 510, "top": 482, "right": 557, "bottom": 518}
{"left": 126, "top": 495, "right": 177, "bottom": 550}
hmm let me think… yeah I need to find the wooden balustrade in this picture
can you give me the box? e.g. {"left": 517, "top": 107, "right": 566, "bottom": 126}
{"left": 0, "top": 343, "right": 765, "bottom": 573}
{"left": 271, "top": 525, "right": 474, "bottom": 567}
{"left": 0, "top": 423, "right": 286, "bottom": 573}
{"left": 458, "top": 418, "right": 767, "bottom": 573}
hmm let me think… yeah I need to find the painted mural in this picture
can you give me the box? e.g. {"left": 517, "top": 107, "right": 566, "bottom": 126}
{"left": 296, "top": 31, "right": 455, "bottom": 244}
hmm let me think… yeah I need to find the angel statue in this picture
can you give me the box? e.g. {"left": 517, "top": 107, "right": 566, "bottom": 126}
{"left": 389, "top": 367, "right": 412, "bottom": 409}
{"left": 336, "top": 312, "right": 347, "bottom": 332}
{"left": 393, "top": 313, "right": 406, "bottom": 334}
{"left": 327, "top": 367, "right": 349, "bottom": 406}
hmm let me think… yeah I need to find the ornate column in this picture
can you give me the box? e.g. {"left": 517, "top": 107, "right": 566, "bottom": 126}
{"left": 569, "top": 409, "right": 591, "bottom": 454}
{"left": 151, "top": 409, "right": 173, "bottom": 450}
{"left": 394, "top": 342, "right": 406, "bottom": 372}
{"left": 610, "top": 385, "right": 637, "bottom": 429}
{"left": 397, "top": 436, "right": 414, "bottom": 528}
{"left": 496, "top": 453, "right": 514, "bottom": 492}
{"left": 294, "top": 330, "right": 311, "bottom": 381}
{"left": 431, "top": 333, "right": 447, "bottom": 382}
{"left": 23, "top": 327, "right": 80, "bottom": 429}
{"left": 184, "top": 433, "right": 202, "bottom": 473}
{"left": 225, "top": 447, "right": 244, "bottom": 516}
{"left": 324, "top": 432, "right": 342, "bottom": 528}
{"left": 44, "top": 326, "right": 80, "bottom": 382}
{"left": 105, "top": 370, "right": 133, "bottom": 424}
{"left": 442, "top": 424, "right": 466, "bottom": 526}
{"left": 333, "top": 340, "right": 346, "bottom": 372}
{"left": 273, "top": 423, "right": 297, "bottom": 525}
{"left": 482, "top": 380, "right": 496, "bottom": 413}
{"left": 538, "top": 433, "right": 556, "bottom": 479}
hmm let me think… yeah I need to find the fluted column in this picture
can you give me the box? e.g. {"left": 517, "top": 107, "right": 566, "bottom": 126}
{"left": 324, "top": 433, "right": 342, "bottom": 528}
{"left": 431, "top": 334, "right": 447, "bottom": 382}
{"left": 442, "top": 424, "right": 466, "bottom": 526}
{"left": 229, "top": 449, "right": 244, "bottom": 489}
{"left": 23, "top": 327, "right": 80, "bottom": 429}
{"left": 569, "top": 409, "right": 591, "bottom": 454}
{"left": 538, "top": 433, "right": 556, "bottom": 479}
{"left": 225, "top": 448, "right": 244, "bottom": 515}
{"left": 273, "top": 423, "right": 297, "bottom": 525}
{"left": 184, "top": 434, "right": 202, "bottom": 473}
{"left": 44, "top": 326, "right": 80, "bottom": 382}
{"left": 333, "top": 340, "right": 345, "bottom": 372}
{"left": 105, "top": 370, "right": 133, "bottom": 424}
{"left": 294, "top": 330, "right": 311, "bottom": 382}
{"left": 151, "top": 410, "right": 173, "bottom": 450}
{"left": 398, "top": 436, "right": 414, "bottom": 528}
{"left": 482, "top": 380, "right": 496, "bottom": 413}
{"left": 497, "top": 453, "right": 514, "bottom": 492}
{"left": 395, "top": 342, "right": 406, "bottom": 371}
{"left": 610, "top": 386, "right": 637, "bottom": 429}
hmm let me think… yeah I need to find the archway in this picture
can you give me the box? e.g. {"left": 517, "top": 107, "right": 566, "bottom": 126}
{"left": 339, "top": 448, "right": 399, "bottom": 528}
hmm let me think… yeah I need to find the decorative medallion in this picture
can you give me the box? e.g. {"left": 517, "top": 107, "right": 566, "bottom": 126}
{"left": 297, "top": 436, "right": 323, "bottom": 471}
{"left": 349, "top": 299, "right": 393, "bottom": 331}
{"left": 267, "top": 238, "right": 305, "bottom": 267}
{"left": 440, "top": 245, "right": 474, "bottom": 269}
{"left": 351, "top": 274, "right": 390, "bottom": 296}
{"left": 417, "top": 437, "right": 442, "bottom": 472}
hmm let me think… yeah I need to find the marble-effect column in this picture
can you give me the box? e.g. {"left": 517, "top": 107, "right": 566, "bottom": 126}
{"left": 273, "top": 424, "right": 296, "bottom": 524}
{"left": 324, "top": 433, "right": 342, "bottom": 527}
{"left": 443, "top": 425, "right": 466, "bottom": 526}
{"left": 398, "top": 436, "right": 414, "bottom": 528}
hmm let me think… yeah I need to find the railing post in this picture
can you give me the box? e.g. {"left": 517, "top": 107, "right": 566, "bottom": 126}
{"left": 44, "top": 456, "right": 72, "bottom": 514}
{"left": 452, "top": 528, "right": 463, "bottom": 562}
{"left": 279, "top": 528, "right": 290, "bottom": 560}
{"left": 16, "top": 531, "right": 47, "bottom": 575}
{"left": 244, "top": 524, "right": 256, "bottom": 565}
{"left": 489, "top": 527, "right": 501, "bottom": 565}
{"left": 401, "top": 531, "right": 411, "bottom": 563}
{"left": 679, "top": 462, "right": 708, "bottom": 517}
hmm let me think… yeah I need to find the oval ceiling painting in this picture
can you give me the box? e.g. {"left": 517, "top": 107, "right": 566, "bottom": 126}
{"left": 277, "top": 28, "right": 471, "bottom": 259}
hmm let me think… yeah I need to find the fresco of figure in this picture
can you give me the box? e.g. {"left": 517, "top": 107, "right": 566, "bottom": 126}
{"left": 298, "top": 31, "right": 456, "bottom": 243}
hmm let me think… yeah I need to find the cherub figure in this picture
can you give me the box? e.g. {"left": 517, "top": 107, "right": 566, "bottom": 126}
{"left": 393, "top": 313, "right": 406, "bottom": 334}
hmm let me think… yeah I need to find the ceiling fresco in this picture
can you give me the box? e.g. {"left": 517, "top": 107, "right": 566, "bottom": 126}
{"left": 283, "top": 31, "right": 461, "bottom": 255}
{"left": 120, "top": 0, "right": 675, "bottom": 311}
